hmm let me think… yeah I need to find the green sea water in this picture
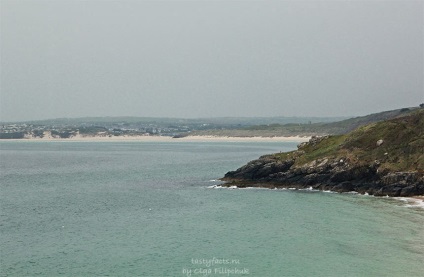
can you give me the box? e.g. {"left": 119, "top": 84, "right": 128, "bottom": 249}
{"left": 0, "top": 141, "right": 423, "bottom": 277}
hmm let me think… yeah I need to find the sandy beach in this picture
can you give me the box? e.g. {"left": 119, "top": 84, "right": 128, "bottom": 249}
{"left": 0, "top": 135, "right": 311, "bottom": 143}
{"left": 172, "top": 135, "right": 310, "bottom": 142}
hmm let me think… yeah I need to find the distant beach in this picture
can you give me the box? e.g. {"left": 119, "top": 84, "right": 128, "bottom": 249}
{"left": 173, "top": 135, "right": 310, "bottom": 142}
{"left": 1, "top": 135, "right": 311, "bottom": 143}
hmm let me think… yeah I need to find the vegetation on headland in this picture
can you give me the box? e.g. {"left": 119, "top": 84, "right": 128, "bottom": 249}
{"left": 284, "top": 109, "right": 423, "bottom": 171}
{"left": 186, "top": 107, "right": 421, "bottom": 137}
{"left": 222, "top": 109, "right": 424, "bottom": 196}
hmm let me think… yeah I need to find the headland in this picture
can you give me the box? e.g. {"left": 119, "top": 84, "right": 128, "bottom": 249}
{"left": 221, "top": 109, "right": 424, "bottom": 197}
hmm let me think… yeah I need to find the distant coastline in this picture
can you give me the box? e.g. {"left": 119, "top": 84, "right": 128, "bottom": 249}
{"left": 2, "top": 107, "right": 421, "bottom": 141}
{"left": 0, "top": 135, "right": 311, "bottom": 143}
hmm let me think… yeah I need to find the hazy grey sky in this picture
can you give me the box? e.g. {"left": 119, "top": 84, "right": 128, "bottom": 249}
{"left": 1, "top": 0, "right": 423, "bottom": 122}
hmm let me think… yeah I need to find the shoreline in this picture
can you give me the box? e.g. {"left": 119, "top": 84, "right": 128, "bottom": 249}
{"left": 0, "top": 135, "right": 311, "bottom": 143}
{"left": 211, "top": 184, "right": 424, "bottom": 208}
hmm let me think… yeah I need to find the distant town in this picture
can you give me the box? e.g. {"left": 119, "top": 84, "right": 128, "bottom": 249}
{"left": 0, "top": 120, "right": 209, "bottom": 139}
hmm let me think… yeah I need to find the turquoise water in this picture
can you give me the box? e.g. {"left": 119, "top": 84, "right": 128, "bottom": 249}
{"left": 0, "top": 141, "right": 423, "bottom": 277}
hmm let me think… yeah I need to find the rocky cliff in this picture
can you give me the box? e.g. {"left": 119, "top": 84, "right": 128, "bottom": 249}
{"left": 222, "top": 110, "right": 424, "bottom": 197}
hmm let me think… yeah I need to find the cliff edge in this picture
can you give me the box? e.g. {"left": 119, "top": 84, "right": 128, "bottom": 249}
{"left": 222, "top": 110, "right": 424, "bottom": 197}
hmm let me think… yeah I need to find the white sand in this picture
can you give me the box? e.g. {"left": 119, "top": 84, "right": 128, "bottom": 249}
{"left": 176, "top": 135, "right": 310, "bottom": 142}
{"left": 2, "top": 135, "right": 311, "bottom": 143}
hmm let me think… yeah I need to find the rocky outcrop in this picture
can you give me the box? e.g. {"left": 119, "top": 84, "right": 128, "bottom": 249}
{"left": 222, "top": 151, "right": 424, "bottom": 196}
{"left": 221, "top": 110, "right": 424, "bottom": 197}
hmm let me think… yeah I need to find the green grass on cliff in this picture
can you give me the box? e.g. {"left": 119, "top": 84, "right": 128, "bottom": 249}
{"left": 186, "top": 107, "right": 420, "bottom": 137}
{"left": 275, "top": 109, "right": 424, "bottom": 172}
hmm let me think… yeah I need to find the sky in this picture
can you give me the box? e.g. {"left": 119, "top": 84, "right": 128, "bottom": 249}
{"left": 1, "top": 0, "right": 423, "bottom": 122}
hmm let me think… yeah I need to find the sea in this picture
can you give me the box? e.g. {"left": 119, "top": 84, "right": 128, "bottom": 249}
{"left": 0, "top": 140, "right": 423, "bottom": 277}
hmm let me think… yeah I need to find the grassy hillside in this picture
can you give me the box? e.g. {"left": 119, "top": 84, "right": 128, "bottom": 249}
{"left": 188, "top": 107, "right": 421, "bottom": 137}
{"left": 276, "top": 109, "right": 424, "bottom": 172}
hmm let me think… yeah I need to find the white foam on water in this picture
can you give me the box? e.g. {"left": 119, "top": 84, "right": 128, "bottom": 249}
{"left": 403, "top": 203, "right": 424, "bottom": 209}
{"left": 398, "top": 198, "right": 409, "bottom": 202}
{"left": 206, "top": 183, "right": 423, "bottom": 210}
{"left": 394, "top": 197, "right": 424, "bottom": 209}
{"left": 207, "top": 185, "right": 224, "bottom": 189}
{"left": 298, "top": 186, "right": 320, "bottom": 192}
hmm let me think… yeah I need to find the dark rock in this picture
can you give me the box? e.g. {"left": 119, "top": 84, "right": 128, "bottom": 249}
{"left": 312, "top": 183, "right": 323, "bottom": 189}
{"left": 330, "top": 165, "right": 376, "bottom": 183}
{"left": 223, "top": 157, "right": 295, "bottom": 180}
{"left": 400, "top": 183, "right": 424, "bottom": 196}
{"left": 355, "top": 183, "right": 376, "bottom": 195}
{"left": 381, "top": 172, "right": 419, "bottom": 185}
{"left": 400, "top": 185, "right": 419, "bottom": 197}
{"left": 374, "top": 185, "right": 403, "bottom": 197}
{"left": 332, "top": 182, "right": 354, "bottom": 192}
{"left": 330, "top": 170, "right": 353, "bottom": 182}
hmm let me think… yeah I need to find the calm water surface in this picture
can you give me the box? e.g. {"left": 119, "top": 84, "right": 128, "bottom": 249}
{"left": 1, "top": 141, "right": 423, "bottom": 276}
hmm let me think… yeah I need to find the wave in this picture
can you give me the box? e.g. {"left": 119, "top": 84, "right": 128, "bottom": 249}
{"left": 298, "top": 186, "right": 320, "bottom": 192}
{"left": 206, "top": 185, "right": 424, "bottom": 209}
{"left": 394, "top": 197, "right": 424, "bottom": 209}
{"left": 207, "top": 184, "right": 224, "bottom": 189}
